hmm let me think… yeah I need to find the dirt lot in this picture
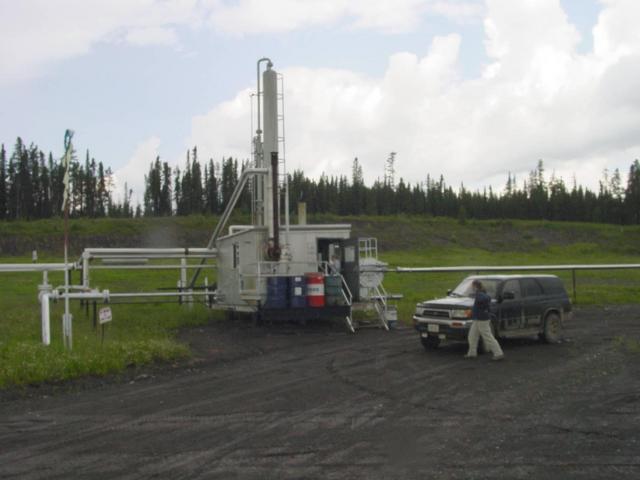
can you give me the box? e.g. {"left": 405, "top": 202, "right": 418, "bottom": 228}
{"left": 2, "top": 306, "right": 640, "bottom": 479}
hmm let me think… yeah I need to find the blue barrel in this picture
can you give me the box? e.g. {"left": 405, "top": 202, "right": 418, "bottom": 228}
{"left": 290, "top": 276, "right": 307, "bottom": 308}
{"left": 265, "top": 276, "right": 288, "bottom": 309}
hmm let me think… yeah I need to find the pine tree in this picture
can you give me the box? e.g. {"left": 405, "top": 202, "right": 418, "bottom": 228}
{"left": 7, "top": 151, "right": 17, "bottom": 219}
{"left": 174, "top": 167, "right": 182, "bottom": 215}
{"left": 191, "top": 147, "right": 204, "bottom": 214}
{"left": 85, "top": 153, "right": 97, "bottom": 217}
{"left": 351, "top": 157, "right": 364, "bottom": 215}
{"left": 0, "top": 144, "right": 7, "bottom": 219}
{"left": 143, "top": 157, "right": 162, "bottom": 216}
{"left": 625, "top": 159, "right": 640, "bottom": 224}
{"left": 609, "top": 168, "right": 624, "bottom": 224}
{"left": 204, "top": 159, "right": 218, "bottom": 215}
{"left": 37, "top": 151, "right": 51, "bottom": 218}
{"left": 94, "top": 162, "right": 104, "bottom": 217}
{"left": 160, "top": 161, "right": 172, "bottom": 216}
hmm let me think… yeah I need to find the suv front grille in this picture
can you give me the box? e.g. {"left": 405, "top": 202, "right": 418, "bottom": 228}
{"left": 422, "top": 309, "right": 450, "bottom": 318}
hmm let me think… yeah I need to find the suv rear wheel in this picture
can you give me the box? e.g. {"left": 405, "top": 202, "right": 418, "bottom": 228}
{"left": 542, "top": 312, "right": 562, "bottom": 343}
{"left": 421, "top": 335, "right": 440, "bottom": 350}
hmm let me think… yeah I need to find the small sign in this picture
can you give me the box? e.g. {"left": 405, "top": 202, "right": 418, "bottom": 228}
{"left": 99, "top": 307, "right": 112, "bottom": 324}
{"left": 344, "top": 246, "right": 356, "bottom": 263}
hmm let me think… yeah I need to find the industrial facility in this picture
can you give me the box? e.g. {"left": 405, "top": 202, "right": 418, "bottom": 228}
{"left": 0, "top": 58, "right": 398, "bottom": 347}
{"left": 203, "top": 58, "right": 396, "bottom": 331}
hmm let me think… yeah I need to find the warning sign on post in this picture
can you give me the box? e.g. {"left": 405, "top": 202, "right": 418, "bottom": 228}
{"left": 99, "top": 307, "right": 112, "bottom": 324}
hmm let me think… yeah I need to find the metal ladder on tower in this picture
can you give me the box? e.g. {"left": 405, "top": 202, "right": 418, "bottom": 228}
{"left": 276, "top": 73, "right": 290, "bottom": 231}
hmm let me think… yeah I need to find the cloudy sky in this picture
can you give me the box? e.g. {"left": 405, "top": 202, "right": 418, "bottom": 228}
{"left": 1, "top": 0, "right": 640, "bottom": 202}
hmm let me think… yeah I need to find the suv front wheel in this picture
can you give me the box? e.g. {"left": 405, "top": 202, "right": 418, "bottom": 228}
{"left": 542, "top": 312, "right": 562, "bottom": 343}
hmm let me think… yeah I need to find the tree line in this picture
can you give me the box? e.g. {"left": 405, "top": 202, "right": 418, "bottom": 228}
{"left": 294, "top": 159, "right": 640, "bottom": 225}
{"left": 1, "top": 137, "right": 640, "bottom": 225}
{"left": 0, "top": 138, "right": 132, "bottom": 220}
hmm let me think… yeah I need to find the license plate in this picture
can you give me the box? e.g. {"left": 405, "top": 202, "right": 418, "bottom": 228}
{"left": 427, "top": 324, "right": 439, "bottom": 333}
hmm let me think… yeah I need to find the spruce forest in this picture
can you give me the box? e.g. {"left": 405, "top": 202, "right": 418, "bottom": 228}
{"left": 1, "top": 138, "right": 639, "bottom": 225}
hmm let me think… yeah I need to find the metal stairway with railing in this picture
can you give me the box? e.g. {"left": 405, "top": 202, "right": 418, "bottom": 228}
{"left": 346, "top": 238, "right": 398, "bottom": 332}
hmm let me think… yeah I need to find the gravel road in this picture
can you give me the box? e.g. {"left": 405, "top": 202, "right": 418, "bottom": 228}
{"left": 2, "top": 306, "right": 640, "bottom": 479}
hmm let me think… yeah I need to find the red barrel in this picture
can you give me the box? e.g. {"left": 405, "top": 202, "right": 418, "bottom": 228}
{"left": 305, "top": 273, "right": 325, "bottom": 307}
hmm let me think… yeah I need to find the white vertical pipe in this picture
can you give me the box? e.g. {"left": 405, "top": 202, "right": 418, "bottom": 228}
{"left": 41, "top": 293, "right": 50, "bottom": 345}
{"left": 82, "top": 253, "right": 90, "bottom": 288}
{"left": 263, "top": 65, "right": 278, "bottom": 239}
{"left": 63, "top": 268, "right": 72, "bottom": 349}
{"left": 180, "top": 258, "right": 187, "bottom": 303}
{"left": 256, "top": 58, "right": 271, "bottom": 228}
{"left": 180, "top": 258, "right": 193, "bottom": 305}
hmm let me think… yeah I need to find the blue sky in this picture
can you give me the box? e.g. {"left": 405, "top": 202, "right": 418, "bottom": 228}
{"left": 2, "top": 0, "right": 639, "bottom": 201}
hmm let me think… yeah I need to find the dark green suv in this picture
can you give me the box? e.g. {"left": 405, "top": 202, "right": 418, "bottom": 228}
{"left": 413, "top": 275, "right": 573, "bottom": 350}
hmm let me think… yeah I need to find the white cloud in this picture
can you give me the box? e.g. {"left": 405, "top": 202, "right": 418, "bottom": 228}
{"left": 429, "top": 1, "right": 484, "bottom": 24}
{"left": 113, "top": 136, "right": 161, "bottom": 205}
{"left": 209, "top": 0, "right": 481, "bottom": 35}
{"left": 0, "top": 0, "right": 482, "bottom": 85}
{"left": 0, "top": 0, "right": 204, "bottom": 85}
{"left": 188, "top": 0, "right": 640, "bottom": 191}
{"left": 593, "top": 0, "right": 640, "bottom": 61}
{"left": 125, "top": 26, "right": 179, "bottom": 47}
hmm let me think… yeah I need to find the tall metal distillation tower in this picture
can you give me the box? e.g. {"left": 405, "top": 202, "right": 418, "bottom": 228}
{"left": 254, "top": 58, "right": 287, "bottom": 261}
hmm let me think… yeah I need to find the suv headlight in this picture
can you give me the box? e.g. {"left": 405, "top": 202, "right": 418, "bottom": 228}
{"left": 451, "top": 309, "right": 472, "bottom": 319}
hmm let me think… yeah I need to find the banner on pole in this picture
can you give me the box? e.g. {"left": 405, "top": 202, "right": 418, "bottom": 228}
{"left": 61, "top": 129, "right": 74, "bottom": 212}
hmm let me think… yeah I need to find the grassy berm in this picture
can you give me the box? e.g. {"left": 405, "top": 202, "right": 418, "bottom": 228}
{"left": 1, "top": 214, "right": 639, "bottom": 388}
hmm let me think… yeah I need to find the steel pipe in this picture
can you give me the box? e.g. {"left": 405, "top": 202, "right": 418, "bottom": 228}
{"left": 395, "top": 264, "right": 640, "bottom": 273}
{"left": 41, "top": 293, "right": 50, "bottom": 345}
{"left": 88, "top": 264, "right": 217, "bottom": 271}
{"left": 84, "top": 248, "right": 217, "bottom": 255}
{"left": 0, "top": 263, "right": 70, "bottom": 273}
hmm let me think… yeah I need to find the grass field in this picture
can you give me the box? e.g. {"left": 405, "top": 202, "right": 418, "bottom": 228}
{"left": 0, "top": 258, "right": 216, "bottom": 388}
{"left": 1, "top": 215, "right": 639, "bottom": 388}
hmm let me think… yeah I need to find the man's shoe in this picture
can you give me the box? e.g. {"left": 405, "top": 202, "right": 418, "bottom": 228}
{"left": 492, "top": 354, "right": 505, "bottom": 361}
{"left": 464, "top": 354, "right": 477, "bottom": 359}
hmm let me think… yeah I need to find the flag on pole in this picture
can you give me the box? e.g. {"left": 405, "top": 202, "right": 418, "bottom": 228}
{"left": 61, "top": 129, "right": 74, "bottom": 212}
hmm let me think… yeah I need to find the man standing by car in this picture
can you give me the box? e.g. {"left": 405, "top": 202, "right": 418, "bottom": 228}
{"left": 465, "top": 280, "right": 505, "bottom": 361}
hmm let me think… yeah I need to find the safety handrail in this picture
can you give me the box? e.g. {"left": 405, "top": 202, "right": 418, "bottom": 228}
{"left": 338, "top": 273, "right": 353, "bottom": 306}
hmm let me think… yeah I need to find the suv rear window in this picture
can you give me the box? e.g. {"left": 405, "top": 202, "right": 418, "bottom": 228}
{"left": 521, "top": 278, "right": 543, "bottom": 297}
{"left": 538, "top": 277, "right": 565, "bottom": 294}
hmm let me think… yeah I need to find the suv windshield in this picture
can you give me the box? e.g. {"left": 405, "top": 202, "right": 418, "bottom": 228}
{"left": 450, "top": 278, "right": 500, "bottom": 298}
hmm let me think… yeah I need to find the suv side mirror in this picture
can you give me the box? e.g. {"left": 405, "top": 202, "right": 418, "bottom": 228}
{"left": 502, "top": 291, "right": 515, "bottom": 300}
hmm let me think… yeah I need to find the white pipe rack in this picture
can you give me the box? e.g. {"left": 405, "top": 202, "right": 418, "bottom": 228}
{"left": 82, "top": 248, "right": 218, "bottom": 261}
{"left": 40, "top": 288, "right": 215, "bottom": 345}
{"left": 88, "top": 264, "right": 217, "bottom": 271}
{"left": 395, "top": 264, "right": 640, "bottom": 273}
{"left": 84, "top": 247, "right": 217, "bottom": 256}
{"left": 0, "top": 263, "right": 70, "bottom": 273}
